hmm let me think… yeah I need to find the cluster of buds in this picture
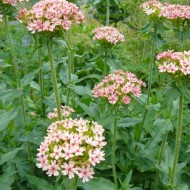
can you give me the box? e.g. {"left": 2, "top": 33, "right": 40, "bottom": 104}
{"left": 17, "top": 0, "right": 85, "bottom": 34}
{"left": 157, "top": 50, "right": 190, "bottom": 75}
{"left": 48, "top": 106, "right": 75, "bottom": 120}
{"left": 92, "top": 26, "right": 125, "bottom": 45}
{"left": 92, "top": 70, "right": 146, "bottom": 105}
{"left": 36, "top": 118, "right": 107, "bottom": 182}
{"left": 1, "top": 0, "right": 27, "bottom": 6}
{"left": 0, "top": 14, "right": 2, "bottom": 22}
{"left": 141, "top": 0, "right": 190, "bottom": 20}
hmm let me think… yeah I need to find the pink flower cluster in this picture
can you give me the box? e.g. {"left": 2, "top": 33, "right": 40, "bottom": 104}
{"left": 2, "top": 0, "right": 27, "bottom": 6}
{"left": 160, "top": 3, "right": 190, "bottom": 20}
{"left": 92, "top": 70, "right": 146, "bottom": 105}
{"left": 141, "top": 0, "right": 190, "bottom": 20}
{"left": 17, "top": 0, "right": 85, "bottom": 34}
{"left": 36, "top": 118, "right": 107, "bottom": 182}
{"left": 157, "top": 50, "right": 190, "bottom": 75}
{"left": 48, "top": 106, "right": 75, "bottom": 120}
{"left": 93, "top": 26, "right": 125, "bottom": 45}
{"left": 140, "top": 0, "right": 163, "bottom": 16}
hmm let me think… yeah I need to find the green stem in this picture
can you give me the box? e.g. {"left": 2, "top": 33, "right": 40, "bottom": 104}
{"left": 73, "top": 176, "right": 78, "bottom": 190}
{"left": 38, "top": 45, "right": 46, "bottom": 118}
{"left": 4, "top": 13, "right": 26, "bottom": 124}
{"left": 112, "top": 106, "right": 119, "bottom": 190}
{"left": 106, "top": 0, "right": 110, "bottom": 26}
{"left": 47, "top": 41, "right": 62, "bottom": 120}
{"left": 136, "top": 43, "right": 154, "bottom": 142}
{"left": 169, "top": 94, "right": 183, "bottom": 187}
{"left": 104, "top": 47, "right": 108, "bottom": 76}
{"left": 155, "top": 130, "right": 169, "bottom": 188}
{"left": 66, "top": 30, "right": 73, "bottom": 106}
{"left": 4, "top": 13, "right": 34, "bottom": 174}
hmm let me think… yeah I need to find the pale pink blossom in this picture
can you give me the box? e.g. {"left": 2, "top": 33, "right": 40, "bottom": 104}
{"left": 92, "top": 70, "right": 145, "bottom": 105}
{"left": 62, "top": 161, "right": 78, "bottom": 179}
{"left": 160, "top": 3, "right": 190, "bottom": 20}
{"left": 78, "top": 165, "right": 94, "bottom": 182}
{"left": 2, "top": 0, "right": 28, "bottom": 6}
{"left": 140, "top": 0, "right": 163, "bottom": 16}
{"left": 157, "top": 50, "right": 190, "bottom": 76}
{"left": 36, "top": 118, "right": 106, "bottom": 182}
{"left": 47, "top": 160, "right": 59, "bottom": 176}
{"left": 17, "top": 0, "right": 85, "bottom": 34}
{"left": 93, "top": 26, "right": 125, "bottom": 45}
{"left": 48, "top": 106, "right": 75, "bottom": 120}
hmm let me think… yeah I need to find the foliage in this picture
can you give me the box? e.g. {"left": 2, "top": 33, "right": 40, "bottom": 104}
{"left": 0, "top": 0, "right": 190, "bottom": 189}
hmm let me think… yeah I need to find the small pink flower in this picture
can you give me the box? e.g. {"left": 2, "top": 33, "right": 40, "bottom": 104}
{"left": 62, "top": 161, "right": 78, "bottom": 179}
{"left": 123, "top": 96, "right": 131, "bottom": 104}
{"left": 78, "top": 165, "right": 94, "bottom": 182}
{"left": 47, "top": 160, "right": 59, "bottom": 176}
{"left": 108, "top": 94, "right": 118, "bottom": 104}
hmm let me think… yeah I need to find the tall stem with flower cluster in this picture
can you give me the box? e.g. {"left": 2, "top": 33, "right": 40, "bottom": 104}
{"left": 169, "top": 93, "right": 183, "bottom": 188}
{"left": 112, "top": 106, "right": 119, "bottom": 190}
{"left": 47, "top": 41, "right": 62, "bottom": 120}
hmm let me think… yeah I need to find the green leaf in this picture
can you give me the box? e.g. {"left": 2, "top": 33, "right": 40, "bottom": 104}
{"left": 0, "top": 147, "right": 22, "bottom": 165}
{"left": 21, "top": 69, "right": 40, "bottom": 87}
{"left": 75, "top": 74, "right": 102, "bottom": 84}
{"left": 120, "top": 170, "right": 133, "bottom": 190}
{"left": 118, "top": 117, "right": 142, "bottom": 128}
{"left": 79, "top": 177, "right": 114, "bottom": 190}
{"left": 75, "top": 99, "right": 98, "bottom": 118}
{"left": 0, "top": 183, "right": 11, "bottom": 190}
{"left": 59, "top": 64, "right": 69, "bottom": 85}
{"left": 26, "top": 175, "right": 54, "bottom": 190}
{"left": 69, "top": 85, "right": 92, "bottom": 96}
{"left": 0, "top": 89, "right": 22, "bottom": 101}
{"left": 18, "top": 130, "right": 45, "bottom": 145}
{"left": 145, "top": 119, "right": 173, "bottom": 149}
{"left": 186, "top": 145, "right": 190, "bottom": 153}
{"left": 0, "top": 108, "right": 19, "bottom": 132}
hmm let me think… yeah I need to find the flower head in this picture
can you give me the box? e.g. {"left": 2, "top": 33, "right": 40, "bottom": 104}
{"left": 17, "top": 0, "right": 85, "bottom": 34}
{"left": 92, "top": 26, "right": 125, "bottom": 45}
{"left": 48, "top": 106, "right": 75, "bottom": 120}
{"left": 157, "top": 50, "right": 190, "bottom": 76}
{"left": 140, "top": 0, "right": 163, "bottom": 16}
{"left": 92, "top": 70, "right": 146, "bottom": 105}
{"left": 1, "top": 0, "right": 27, "bottom": 6}
{"left": 160, "top": 3, "right": 190, "bottom": 20}
{"left": 36, "top": 118, "right": 106, "bottom": 182}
